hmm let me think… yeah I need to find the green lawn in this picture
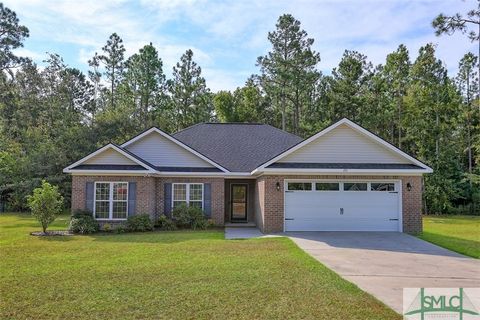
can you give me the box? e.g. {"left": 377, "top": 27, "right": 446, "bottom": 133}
{"left": 419, "top": 215, "right": 480, "bottom": 258}
{"left": 0, "top": 213, "right": 399, "bottom": 320}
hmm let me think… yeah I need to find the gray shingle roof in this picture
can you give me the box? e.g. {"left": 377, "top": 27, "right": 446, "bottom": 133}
{"left": 267, "top": 163, "right": 423, "bottom": 170}
{"left": 72, "top": 164, "right": 146, "bottom": 170}
{"left": 173, "top": 123, "right": 303, "bottom": 172}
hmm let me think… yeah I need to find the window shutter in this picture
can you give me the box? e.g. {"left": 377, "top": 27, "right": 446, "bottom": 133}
{"left": 128, "top": 182, "right": 136, "bottom": 217}
{"left": 164, "top": 183, "right": 172, "bottom": 217}
{"left": 85, "top": 182, "right": 94, "bottom": 212}
{"left": 204, "top": 183, "right": 211, "bottom": 218}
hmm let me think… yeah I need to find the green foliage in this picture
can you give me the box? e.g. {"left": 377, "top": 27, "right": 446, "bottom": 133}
{"left": 0, "top": 3, "right": 478, "bottom": 216}
{"left": 69, "top": 214, "right": 99, "bottom": 234}
{"left": 126, "top": 214, "right": 154, "bottom": 232}
{"left": 0, "top": 3, "right": 29, "bottom": 72}
{"left": 26, "top": 180, "right": 64, "bottom": 233}
{"left": 155, "top": 214, "right": 177, "bottom": 231}
{"left": 172, "top": 204, "right": 208, "bottom": 230}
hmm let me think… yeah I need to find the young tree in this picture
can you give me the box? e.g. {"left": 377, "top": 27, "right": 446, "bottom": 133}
{"left": 99, "top": 33, "right": 125, "bottom": 109}
{"left": 168, "top": 49, "right": 213, "bottom": 130}
{"left": 256, "top": 14, "right": 320, "bottom": 134}
{"left": 0, "top": 3, "right": 29, "bottom": 73}
{"left": 27, "top": 180, "right": 64, "bottom": 233}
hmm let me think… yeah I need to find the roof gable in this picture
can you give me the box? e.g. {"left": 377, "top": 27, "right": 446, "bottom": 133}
{"left": 255, "top": 118, "right": 432, "bottom": 173}
{"left": 63, "top": 144, "right": 155, "bottom": 173}
{"left": 121, "top": 127, "right": 228, "bottom": 172}
{"left": 279, "top": 123, "right": 408, "bottom": 164}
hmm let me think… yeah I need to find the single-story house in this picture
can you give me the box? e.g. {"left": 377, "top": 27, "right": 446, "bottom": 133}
{"left": 63, "top": 118, "right": 432, "bottom": 234}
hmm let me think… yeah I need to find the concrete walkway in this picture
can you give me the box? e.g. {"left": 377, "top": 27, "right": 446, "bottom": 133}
{"left": 287, "top": 232, "right": 480, "bottom": 313}
{"left": 224, "top": 227, "right": 280, "bottom": 239}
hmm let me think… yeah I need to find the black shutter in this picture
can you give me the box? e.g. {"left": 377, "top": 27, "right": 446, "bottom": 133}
{"left": 204, "top": 183, "right": 211, "bottom": 218}
{"left": 164, "top": 183, "right": 172, "bottom": 217}
{"left": 85, "top": 182, "right": 94, "bottom": 213}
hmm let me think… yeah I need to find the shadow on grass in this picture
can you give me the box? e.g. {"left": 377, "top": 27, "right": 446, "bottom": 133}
{"left": 418, "top": 231, "right": 480, "bottom": 259}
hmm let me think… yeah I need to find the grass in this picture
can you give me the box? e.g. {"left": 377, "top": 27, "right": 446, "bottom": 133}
{"left": 0, "top": 213, "right": 399, "bottom": 320}
{"left": 419, "top": 215, "right": 480, "bottom": 259}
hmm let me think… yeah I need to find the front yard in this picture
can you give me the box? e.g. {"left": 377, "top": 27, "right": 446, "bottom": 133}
{"left": 419, "top": 215, "right": 480, "bottom": 258}
{"left": 0, "top": 213, "right": 398, "bottom": 319}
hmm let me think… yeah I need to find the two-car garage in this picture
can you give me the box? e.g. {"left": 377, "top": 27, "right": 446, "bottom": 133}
{"left": 284, "top": 180, "right": 402, "bottom": 232}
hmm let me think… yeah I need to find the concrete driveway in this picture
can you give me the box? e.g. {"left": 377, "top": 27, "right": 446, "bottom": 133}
{"left": 287, "top": 232, "right": 480, "bottom": 313}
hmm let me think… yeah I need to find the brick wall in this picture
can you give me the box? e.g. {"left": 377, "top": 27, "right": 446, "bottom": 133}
{"left": 156, "top": 177, "right": 225, "bottom": 225}
{"left": 256, "top": 175, "right": 424, "bottom": 234}
{"left": 72, "top": 175, "right": 225, "bottom": 225}
{"left": 71, "top": 175, "right": 157, "bottom": 220}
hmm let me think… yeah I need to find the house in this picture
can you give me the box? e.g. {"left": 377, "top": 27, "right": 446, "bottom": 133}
{"left": 63, "top": 118, "right": 432, "bottom": 234}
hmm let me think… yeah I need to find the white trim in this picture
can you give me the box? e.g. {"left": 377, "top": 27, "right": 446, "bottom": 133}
{"left": 120, "top": 127, "right": 229, "bottom": 172}
{"left": 257, "top": 168, "right": 429, "bottom": 175}
{"left": 63, "top": 144, "right": 155, "bottom": 173}
{"left": 253, "top": 118, "right": 433, "bottom": 174}
{"left": 283, "top": 178, "right": 403, "bottom": 232}
{"left": 172, "top": 183, "right": 204, "bottom": 212}
{"left": 93, "top": 181, "right": 129, "bottom": 221}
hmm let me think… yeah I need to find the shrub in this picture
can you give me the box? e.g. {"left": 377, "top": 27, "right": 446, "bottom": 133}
{"left": 114, "top": 224, "right": 128, "bottom": 234}
{"left": 69, "top": 214, "right": 99, "bottom": 234}
{"left": 172, "top": 205, "right": 208, "bottom": 230}
{"left": 26, "top": 180, "right": 64, "bottom": 233}
{"left": 72, "top": 209, "right": 93, "bottom": 218}
{"left": 126, "top": 214, "right": 154, "bottom": 232}
{"left": 102, "top": 223, "right": 112, "bottom": 232}
{"left": 155, "top": 215, "right": 177, "bottom": 231}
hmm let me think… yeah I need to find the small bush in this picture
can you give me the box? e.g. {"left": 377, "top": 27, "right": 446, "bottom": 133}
{"left": 72, "top": 209, "right": 93, "bottom": 218}
{"left": 126, "top": 214, "right": 154, "bottom": 232}
{"left": 114, "top": 224, "right": 128, "bottom": 234}
{"left": 102, "top": 223, "right": 112, "bottom": 232}
{"left": 172, "top": 205, "right": 208, "bottom": 230}
{"left": 69, "top": 215, "right": 99, "bottom": 234}
{"left": 155, "top": 215, "right": 177, "bottom": 231}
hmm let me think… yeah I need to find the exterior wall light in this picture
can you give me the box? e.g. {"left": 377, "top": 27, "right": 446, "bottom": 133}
{"left": 407, "top": 182, "right": 412, "bottom": 191}
{"left": 276, "top": 182, "right": 281, "bottom": 191}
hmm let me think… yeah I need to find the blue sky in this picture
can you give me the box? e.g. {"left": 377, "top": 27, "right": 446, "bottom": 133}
{"left": 5, "top": 0, "right": 476, "bottom": 91}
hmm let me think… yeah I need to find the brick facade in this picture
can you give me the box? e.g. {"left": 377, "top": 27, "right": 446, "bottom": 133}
{"left": 156, "top": 177, "right": 225, "bottom": 225}
{"left": 255, "top": 175, "right": 424, "bottom": 234}
{"left": 71, "top": 175, "right": 224, "bottom": 225}
{"left": 72, "top": 174, "right": 423, "bottom": 233}
{"left": 71, "top": 175, "right": 157, "bottom": 220}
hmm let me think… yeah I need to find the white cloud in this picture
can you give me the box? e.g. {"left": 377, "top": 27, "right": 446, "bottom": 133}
{"left": 3, "top": 0, "right": 477, "bottom": 91}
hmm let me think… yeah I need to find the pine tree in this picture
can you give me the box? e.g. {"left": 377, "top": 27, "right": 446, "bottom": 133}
{"left": 168, "top": 49, "right": 212, "bottom": 130}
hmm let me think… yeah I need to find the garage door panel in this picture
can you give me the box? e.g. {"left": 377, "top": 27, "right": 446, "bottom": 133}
{"left": 284, "top": 181, "right": 400, "bottom": 232}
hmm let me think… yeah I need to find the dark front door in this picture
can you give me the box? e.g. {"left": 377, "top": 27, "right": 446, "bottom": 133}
{"left": 231, "top": 184, "right": 248, "bottom": 222}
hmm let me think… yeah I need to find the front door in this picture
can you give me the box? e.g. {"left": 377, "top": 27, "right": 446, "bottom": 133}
{"left": 231, "top": 184, "right": 248, "bottom": 222}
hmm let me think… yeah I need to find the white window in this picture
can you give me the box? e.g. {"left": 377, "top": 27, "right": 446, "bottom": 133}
{"left": 172, "top": 183, "right": 204, "bottom": 209}
{"left": 287, "top": 182, "right": 312, "bottom": 191}
{"left": 94, "top": 182, "right": 128, "bottom": 220}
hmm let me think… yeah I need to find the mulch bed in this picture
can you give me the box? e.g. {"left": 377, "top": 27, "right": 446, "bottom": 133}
{"left": 30, "top": 230, "right": 73, "bottom": 236}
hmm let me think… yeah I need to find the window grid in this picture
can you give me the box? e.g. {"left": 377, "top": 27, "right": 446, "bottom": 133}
{"left": 286, "top": 181, "right": 396, "bottom": 192}
{"left": 94, "top": 182, "right": 128, "bottom": 220}
{"left": 172, "top": 183, "right": 204, "bottom": 210}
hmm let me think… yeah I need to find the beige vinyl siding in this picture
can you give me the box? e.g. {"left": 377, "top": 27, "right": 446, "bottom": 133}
{"left": 279, "top": 124, "right": 409, "bottom": 164}
{"left": 125, "top": 132, "right": 214, "bottom": 167}
{"left": 84, "top": 148, "right": 138, "bottom": 165}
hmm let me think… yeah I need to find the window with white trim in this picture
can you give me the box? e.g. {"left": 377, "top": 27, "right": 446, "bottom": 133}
{"left": 172, "top": 183, "right": 204, "bottom": 209}
{"left": 94, "top": 182, "right": 128, "bottom": 220}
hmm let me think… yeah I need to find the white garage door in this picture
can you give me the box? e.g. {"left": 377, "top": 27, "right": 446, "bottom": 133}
{"left": 284, "top": 180, "right": 401, "bottom": 232}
